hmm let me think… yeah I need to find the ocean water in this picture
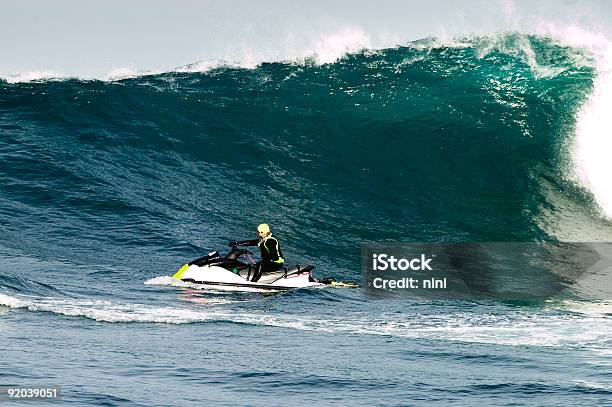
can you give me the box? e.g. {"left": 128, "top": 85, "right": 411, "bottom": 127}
{"left": 1, "top": 32, "right": 612, "bottom": 405}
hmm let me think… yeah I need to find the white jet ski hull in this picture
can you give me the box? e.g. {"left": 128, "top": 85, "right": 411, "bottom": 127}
{"left": 176, "top": 264, "right": 324, "bottom": 291}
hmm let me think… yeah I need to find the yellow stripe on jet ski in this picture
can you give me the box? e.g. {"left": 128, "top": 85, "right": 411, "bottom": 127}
{"left": 172, "top": 264, "right": 189, "bottom": 279}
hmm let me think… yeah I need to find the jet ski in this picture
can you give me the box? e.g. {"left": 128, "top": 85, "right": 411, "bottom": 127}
{"left": 172, "top": 246, "right": 326, "bottom": 291}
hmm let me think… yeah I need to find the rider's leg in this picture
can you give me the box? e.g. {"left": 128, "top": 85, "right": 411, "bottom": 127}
{"left": 251, "top": 263, "right": 263, "bottom": 282}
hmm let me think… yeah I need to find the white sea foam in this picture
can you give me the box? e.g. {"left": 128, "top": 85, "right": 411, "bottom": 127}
{"left": 145, "top": 276, "right": 195, "bottom": 288}
{"left": 477, "top": 33, "right": 570, "bottom": 78}
{"left": 173, "top": 27, "right": 372, "bottom": 73}
{"left": 0, "top": 293, "right": 235, "bottom": 323}
{"left": 1, "top": 292, "right": 610, "bottom": 349}
{"left": 0, "top": 71, "right": 68, "bottom": 84}
{"left": 549, "top": 299, "right": 612, "bottom": 316}
{"left": 104, "top": 67, "right": 158, "bottom": 81}
{"left": 0, "top": 68, "right": 157, "bottom": 83}
{"left": 307, "top": 27, "right": 372, "bottom": 64}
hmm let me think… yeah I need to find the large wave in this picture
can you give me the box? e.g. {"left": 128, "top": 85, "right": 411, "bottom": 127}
{"left": 0, "top": 33, "right": 611, "bottom": 283}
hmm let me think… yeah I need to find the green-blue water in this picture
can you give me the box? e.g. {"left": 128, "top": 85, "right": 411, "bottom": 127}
{"left": 1, "top": 34, "right": 611, "bottom": 406}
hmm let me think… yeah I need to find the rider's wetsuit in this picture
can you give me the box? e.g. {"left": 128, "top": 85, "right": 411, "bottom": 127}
{"left": 232, "top": 235, "right": 284, "bottom": 282}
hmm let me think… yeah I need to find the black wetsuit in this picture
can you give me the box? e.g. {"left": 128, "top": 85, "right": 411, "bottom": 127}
{"left": 233, "top": 235, "right": 284, "bottom": 282}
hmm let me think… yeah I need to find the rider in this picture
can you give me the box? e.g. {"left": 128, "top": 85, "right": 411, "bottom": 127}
{"left": 229, "top": 223, "right": 285, "bottom": 282}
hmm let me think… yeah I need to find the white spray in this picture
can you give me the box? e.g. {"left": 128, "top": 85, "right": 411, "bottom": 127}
{"left": 537, "top": 24, "right": 612, "bottom": 219}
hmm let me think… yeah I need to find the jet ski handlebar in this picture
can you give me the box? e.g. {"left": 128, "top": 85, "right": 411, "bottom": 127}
{"left": 228, "top": 240, "right": 257, "bottom": 248}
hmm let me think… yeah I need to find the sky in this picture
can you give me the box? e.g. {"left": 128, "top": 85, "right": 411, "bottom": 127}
{"left": 1, "top": 0, "right": 612, "bottom": 78}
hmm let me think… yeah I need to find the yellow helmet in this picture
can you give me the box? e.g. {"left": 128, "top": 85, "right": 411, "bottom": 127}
{"left": 257, "top": 223, "right": 271, "bottom": 236}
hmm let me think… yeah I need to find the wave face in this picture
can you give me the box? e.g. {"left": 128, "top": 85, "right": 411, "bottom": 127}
{"left": 0, "top": 33, "right": 609, "bottom": 280}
